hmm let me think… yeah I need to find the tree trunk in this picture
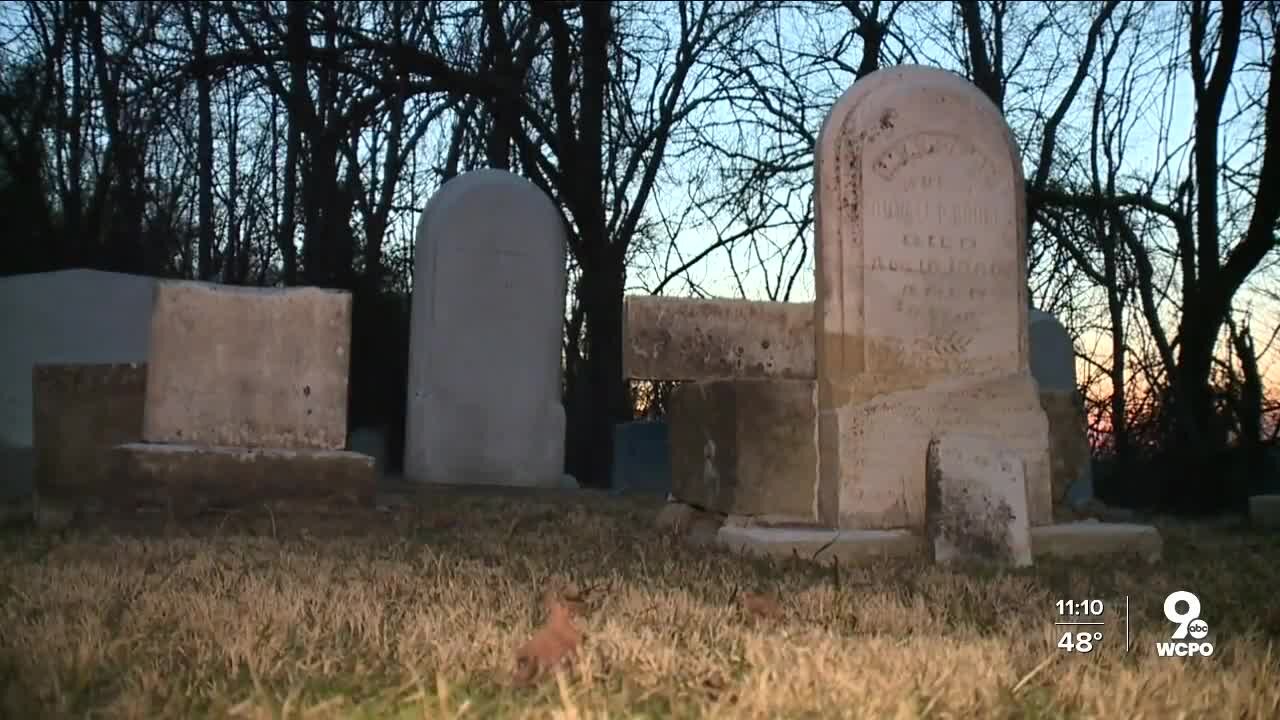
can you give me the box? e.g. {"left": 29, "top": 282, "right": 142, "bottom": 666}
{"left": 1235, "top": 324, "right": 1265, "bottom": 498}
{"left": 279, "top": 119, "right": 301, "bottom": 285}
{"left": 567, "top": 244, "right": 629, "bottom": 488}
{"left": 194, "top": 2, "right": 214, "bottom": 280}
{"left": 1104, "top": 243, "right": 1128, "bottom": 465}
{"left": 1168, "top": 316, "right": 1222, "bottom": 509}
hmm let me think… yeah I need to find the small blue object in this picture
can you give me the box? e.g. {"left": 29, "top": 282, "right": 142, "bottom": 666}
{"left": 611, "top": 420, "right": 672, "bottom": 496}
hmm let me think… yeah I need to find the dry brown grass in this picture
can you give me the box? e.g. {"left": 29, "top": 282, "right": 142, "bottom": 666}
{"left": 1, "top": 491, "right": 1278, "bottom": 719}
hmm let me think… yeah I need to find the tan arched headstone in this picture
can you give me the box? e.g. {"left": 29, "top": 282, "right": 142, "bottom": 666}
{"left": 814, "top": 65, "right": 1052, "bottom": 530}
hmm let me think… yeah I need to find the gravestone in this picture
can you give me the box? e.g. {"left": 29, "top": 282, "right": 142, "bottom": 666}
{"left": 926, "top": 432, "right": 1033, "bottom": 566}
{"left": 142, "top": 282, "right": 352, "bottom": 448}
{"left": 1029, "top": 309, "right": 1075, "bottom": 392}
{"left": 30, "top": 281, "right": 375, "bottom": 522}
{"left": 0, "top": 270, "right": 155, "bottom": 502}
{"left": 1029, "top": 309, "right": 1095, "bottom": 512}
{"left": 812, "top": 64, "right": 1051, "bottom": 531}
{"left": 405, "top": 169, "right": 571, "bottom": 488}
{"left": 622, "top": 65, "right": 1163, "bottom": 565}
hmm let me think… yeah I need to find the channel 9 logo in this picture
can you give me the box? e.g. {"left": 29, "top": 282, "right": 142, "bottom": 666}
{"left": 1155, "top": 590, "right": 1214, "bottom": 657}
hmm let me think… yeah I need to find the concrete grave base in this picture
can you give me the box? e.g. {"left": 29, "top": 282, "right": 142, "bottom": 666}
{"left": 717, "top": 521, "right": 1162, "bottom": 564}
{"left": 825, "top": 372, "right": 1053, "bottom": 530}
{"left": 1249, "top": 495, "right": 1280, "bottom": 528}
{"left": 33, "top": 363, "right": 148, "bottom": 502}
{"left": 1029, "top": 522, "right": 1162, "bottom": 563}
{"left": 719, "top": 525, "right": 927, "bottom": 563}
{"left": 38, "top": 443, "right": 376, "bottom": 518}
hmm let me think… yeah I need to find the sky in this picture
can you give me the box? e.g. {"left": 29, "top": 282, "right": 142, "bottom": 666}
{"left": 604, "top": 2, "right": 1280, "bottom": 401}
{"left": 5, "top": 1, "right": 1277, "bottom": 401}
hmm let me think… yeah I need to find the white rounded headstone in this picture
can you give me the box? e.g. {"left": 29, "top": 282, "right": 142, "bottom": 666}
{"left": 404, "top": 169, "right": 568, "bottom": 487}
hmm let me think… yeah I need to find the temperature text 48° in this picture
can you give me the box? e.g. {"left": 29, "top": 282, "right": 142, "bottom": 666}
{"left": 1058, "top": 631, "right": 1102, "bottom": 653}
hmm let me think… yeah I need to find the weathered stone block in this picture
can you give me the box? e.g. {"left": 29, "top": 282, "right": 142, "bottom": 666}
{"left": 143, "top": 281, "right": 352, "bottom": 450}
{"left": 668, "top": 379, "right": 817, "bottom": 520}
{"left": 1040, "top": 389, "right": 1092, "bottom": 512}
{"left": 110, "top": 442, "right": 375, "bottom": 514}
{"left": 32, "top": 363, "right": 147, "bottom": 503}
{"left": 926, "top": 432, "right": 1033, "bottom": 567}
{"left": 823, "top": 371, "right": 1052, "bottom": 531}
{"left": 623, "top": 296, "right": 815, "bottom": 381}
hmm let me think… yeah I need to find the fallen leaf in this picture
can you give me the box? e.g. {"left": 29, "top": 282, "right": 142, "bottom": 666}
{"left": 741, "top": 590, "right": 784, "bottom": 619}
{"left": 512, "top": 588, "right": 585, "bottom": 686}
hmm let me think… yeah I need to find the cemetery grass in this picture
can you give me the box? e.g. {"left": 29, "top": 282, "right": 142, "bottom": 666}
{"left": 1, "top": 493, "right": 1278, "bottom": 720}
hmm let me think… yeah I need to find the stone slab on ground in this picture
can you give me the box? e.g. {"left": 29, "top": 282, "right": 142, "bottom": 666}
{"left": 718, "top": 521, "right": 1163, "bottom": 564}
{"left": 926, "top": 432, "right": 1033, "bottom": 567}
{"left": 88, "top": 442, "right": 377, "bottom": 514}
{"left": 1249, "top": 495, "right": 1280, "bottom": 528}
{"left": 32, "top": 363, "right": 148, "bottom": 502}
{"left": 1029, "top": 522, "right": 1162, "bottom": 562}
{"left": 718, "top": 525, "right": 928, "bottom": 563}
{"left": 143, "top": 280, "right": 353, "bottom": 450}
{"left": 0, "top": 270, "right": 155, "bottom": 500}
{"left": 377, "top": 475, "right": 596, "bottom": 503}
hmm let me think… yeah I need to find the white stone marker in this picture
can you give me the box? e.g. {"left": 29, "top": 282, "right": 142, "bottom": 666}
{"left": 404, "top": 169, "right": 569, "bottom": 487}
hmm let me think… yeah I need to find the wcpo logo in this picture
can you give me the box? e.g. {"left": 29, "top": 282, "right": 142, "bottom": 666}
{"left": 1155, "top": 590, "right": 1214, "bottom": 657}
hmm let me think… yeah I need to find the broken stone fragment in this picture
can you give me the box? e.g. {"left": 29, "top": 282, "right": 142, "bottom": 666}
{"left": 926, "top": 432, "right": 1033, "bottom": 567}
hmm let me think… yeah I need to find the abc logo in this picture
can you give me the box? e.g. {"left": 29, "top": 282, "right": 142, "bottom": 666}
{"left": 1188, "top": 619, "right": 1209, "bottom": 640}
